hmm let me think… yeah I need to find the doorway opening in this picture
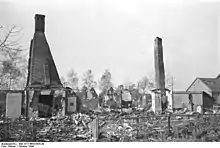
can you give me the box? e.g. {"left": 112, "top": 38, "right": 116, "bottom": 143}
{"left": 38, "top": 95, "right": 53, "bottom": 118}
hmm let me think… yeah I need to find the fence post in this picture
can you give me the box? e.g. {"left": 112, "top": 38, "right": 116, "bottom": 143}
{"left": 136, "top": 118, "right": 139, "bottom": 138}
{"left": 167, "top": 114, "right": 171, "bottom": 134}
{"left": 91, "top": 118, "right": 99, "bottom": 142}
{"left": 8, "top": 121, "right": 11, "bottom": 139}
{"left": 192, "top": 126, "right": 196, "bottom": 139}
{"left": 160, "top": 131, "right": 165, "bottom": 141}
{"left": 25, "top": 89, "right": 29, "bottom": 118}
{"left": 174, "top": 128, "right": 177, "bottom": 138}
{"left": 32, "top": 120, "right": 37, "bottom": 141}
{"left": 176, "top": 128, "right": 179, "bottom": 139}
{"left": 4, "top": 122, "right": 9, "bottom": 141}
{"left": 22, "top": 121, "right": 27, "bottom": 141}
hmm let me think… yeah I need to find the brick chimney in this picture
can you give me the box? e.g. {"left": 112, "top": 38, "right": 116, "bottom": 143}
{"left": 154, "top": 37, "right": 165, "bottom": 90}
{"left": 35, "top": 14, "right": 45, "bottom": 33}
{"left": 154, "top": 37, "right": 168, "bottom": 113}
{"left": 154, "top": 37, "right": 162, "bottom": 46}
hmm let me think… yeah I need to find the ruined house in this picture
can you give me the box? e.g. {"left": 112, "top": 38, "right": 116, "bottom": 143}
{"left": 172, "top": 91, "right": 213, "bottom": 112}
{"left": 107, "top": 87, "right": 114, "bottom": 96}
{"left": 86, "top": 87, "right": 98, "bottom": 100}
{"left": 26, "top": 14, "right": 63, "bottom": 118}
{"left": 27, "top": 14, "right": 62, "bottom": 89}
{"left": 186, "top": 76, "right": 220, "bottom": 105}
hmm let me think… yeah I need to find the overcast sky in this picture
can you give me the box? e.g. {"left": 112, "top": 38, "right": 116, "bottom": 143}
{"left": 0, "top": 0, "right": 219, "bottom": 90}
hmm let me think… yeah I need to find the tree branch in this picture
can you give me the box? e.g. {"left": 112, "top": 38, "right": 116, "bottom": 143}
{"left": 0, "top": 25, "right": 24, "bottom": 52}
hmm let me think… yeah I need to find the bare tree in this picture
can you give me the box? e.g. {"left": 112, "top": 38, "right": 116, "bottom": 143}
{"left": 99, "top": 69, "right": 113, "bottom": 94}
{"left": 82, "top": 69, "right": 97, "bottom": 89}
{"left": 60, "top": 76, "right": 66, "bottom": 87}
{"left": 138, "top": 76, "right": 154, "bottom": 93}
{"left": 123, "top": 81, "right": 133, "bottom": 89}
{"left": 165, "top": 73, "right": 175, "bottom": 90}
{"left": 0, "top": 25, "right": 27, "bottom": 90}
{"left": 66, "top": 68, "right": 79, "bottom": 90}
{"left": 145, "top": 71, "right": 175, "bottom": 91}
{"left": 0, "top": 25, "right": 24, "bottom": 53}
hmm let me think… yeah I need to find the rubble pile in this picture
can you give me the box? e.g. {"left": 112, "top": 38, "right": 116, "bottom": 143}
{"left": 98, "top": 111, "right": 220, "bottom": 142}
{"left": 98, "top": 116, "right": 167, "bottom": 142}
{"left": 0, "top": 113, "right": 95, "bottom": 142}
{"left": 35, "top": 113, "right": 94, "bottom": 142}
{"left": 100, "top": 121, "right": 136, "bottom": 142}
{"left": 1, "top": 110, "right": 220, "bottom": 142}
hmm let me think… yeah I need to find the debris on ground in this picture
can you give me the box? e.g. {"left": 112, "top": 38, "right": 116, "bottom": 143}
{"left": 1, "top": 109, "right": 220, "bottom": 142}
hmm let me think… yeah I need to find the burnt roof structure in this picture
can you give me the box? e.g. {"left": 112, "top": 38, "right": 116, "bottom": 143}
{"left": 107, "top": 87, "right": 114, "bottom": 95}
{"left": 26, "top": 14, "right": 62, "bottom": 89}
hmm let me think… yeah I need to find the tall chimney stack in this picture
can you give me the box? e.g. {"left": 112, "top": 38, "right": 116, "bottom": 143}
{"left": 35, "top": 14, "right": 45, "bottom": 33}
{"left": 154, "top": 37, "right": 167, "bottom": 113}
{"left": 154, "top": 37, "right": 165, "bottom": 91}
{"left": 28, "top": 14, "right": 63, "bottom": 89}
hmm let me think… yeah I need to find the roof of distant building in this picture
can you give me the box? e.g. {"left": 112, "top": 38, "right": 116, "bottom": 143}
{"left": 187, "top": 76, "right": 220, "bottom": 92}
{"left": 199, "top": 78, "right": 220, "bottom": 92}
{"left": 173, "top": 91, "right": 203, "bottom": 94}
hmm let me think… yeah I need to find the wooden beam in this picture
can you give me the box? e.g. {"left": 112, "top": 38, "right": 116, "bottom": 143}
{"left": 25, "top": 89, "right": 29, "bottom": 118}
